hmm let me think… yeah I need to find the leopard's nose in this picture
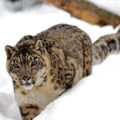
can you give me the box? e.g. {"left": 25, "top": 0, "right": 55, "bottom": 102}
{"left": 23, "top": 75, "right": 31, "bottom": 81}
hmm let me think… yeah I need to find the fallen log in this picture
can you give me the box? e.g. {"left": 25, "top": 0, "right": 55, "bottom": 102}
{"left": 48, "top": 0, "right": 120, "bottom": 27}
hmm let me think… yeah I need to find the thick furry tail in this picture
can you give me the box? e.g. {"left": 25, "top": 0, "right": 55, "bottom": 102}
{"left": 93, "top": 29, "right": 120, "bottom": 65}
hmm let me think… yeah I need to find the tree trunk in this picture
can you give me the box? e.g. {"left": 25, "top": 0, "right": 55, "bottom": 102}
{"left": 48, "top": 0, "right": 120, "bottom": 27}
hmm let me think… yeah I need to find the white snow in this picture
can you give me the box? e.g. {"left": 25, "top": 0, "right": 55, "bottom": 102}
{"left": 88, "top": 0, "right": 120, "bottom": 16}
{"left": 0, "top": 1, "right": 120, "bottom": 120}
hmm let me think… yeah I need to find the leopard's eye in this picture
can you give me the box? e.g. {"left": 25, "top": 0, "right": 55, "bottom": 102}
{"left": 31, "top": 57, "right": 39, "bottom": 67}
{"left": 31, "top": 60, "right": 38, "bottom": 67}
{"left": 13, "top": 63, "right": 20, "bottom": 69}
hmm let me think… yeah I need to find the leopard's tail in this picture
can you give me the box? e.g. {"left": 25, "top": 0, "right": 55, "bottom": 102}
{"left": 93, "top": 29, "right": 120, "bottom": 65}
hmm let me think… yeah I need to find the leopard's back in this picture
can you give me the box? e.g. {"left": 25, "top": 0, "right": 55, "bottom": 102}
{"left": 36, "top": 24, "right": 93, "bottom": 78}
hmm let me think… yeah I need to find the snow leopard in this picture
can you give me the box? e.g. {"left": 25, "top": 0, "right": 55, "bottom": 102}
{"left": 5, "top": 24, "right": 120, "bottom": 120}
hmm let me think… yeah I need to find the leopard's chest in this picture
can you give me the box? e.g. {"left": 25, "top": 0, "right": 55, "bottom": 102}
{"left": 15, "top": 79, "right": 64, "bottom": 109}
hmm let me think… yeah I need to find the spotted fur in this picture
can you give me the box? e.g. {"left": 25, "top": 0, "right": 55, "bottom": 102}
{"left": 93, "top": 30, "right": 120, "bottom": 65}
{"left": 5, "top": 24, "right": 120, "bottom": 120}
{"left": 20, "top": 104, "right": 40, "bottom": 120}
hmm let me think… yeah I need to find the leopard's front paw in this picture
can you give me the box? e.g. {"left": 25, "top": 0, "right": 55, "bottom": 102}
{"left": 19, "top": 104, "right": 41, "bottom": 120}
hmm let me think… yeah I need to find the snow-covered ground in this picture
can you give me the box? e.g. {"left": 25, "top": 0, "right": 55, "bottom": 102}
{"left": 0, "top": 1, "right": 120, "bottom": 120}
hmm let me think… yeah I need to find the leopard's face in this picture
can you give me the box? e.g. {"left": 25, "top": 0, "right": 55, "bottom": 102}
{"left": 5, "top": 40, "right": 50, "bottom": 90}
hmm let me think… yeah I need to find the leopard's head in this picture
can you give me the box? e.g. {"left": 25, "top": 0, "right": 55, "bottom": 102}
{"left": 5, "top": 36, "right": 50, "bottom": 90}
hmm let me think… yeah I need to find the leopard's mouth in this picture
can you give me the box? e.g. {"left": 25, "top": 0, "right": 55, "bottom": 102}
{"left": 23, "top": 84, "right": 33, "bottom": 90}
{"left": 22, "top": 80, "right": 35, "bottom": 90}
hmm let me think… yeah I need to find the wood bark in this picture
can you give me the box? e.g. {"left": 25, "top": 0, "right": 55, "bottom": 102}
{"left": 48, "top": 0, "right": 120, "bottom": 27}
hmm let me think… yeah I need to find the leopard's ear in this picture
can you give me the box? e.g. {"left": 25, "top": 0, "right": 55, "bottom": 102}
{"left": 5, "top": 45, "right": 15, "bottom": 59}
{"left": 35, "top": 40, "right": 45, "bottom": 52}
